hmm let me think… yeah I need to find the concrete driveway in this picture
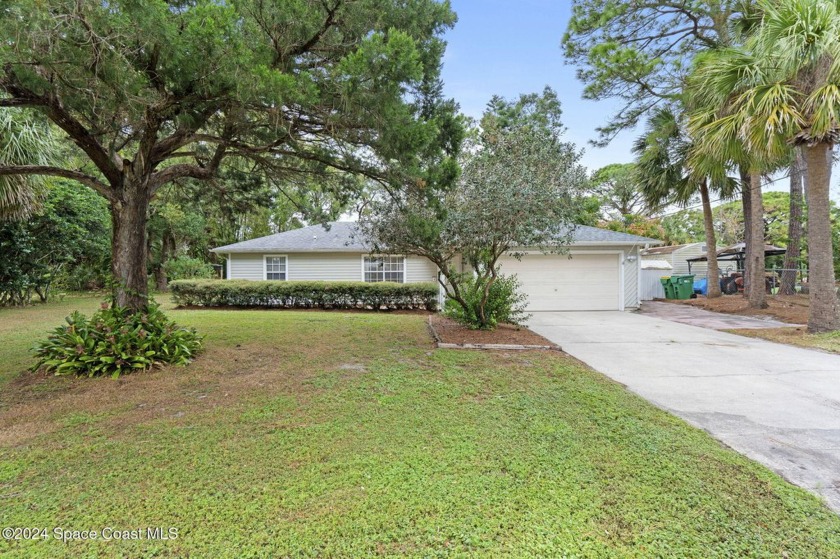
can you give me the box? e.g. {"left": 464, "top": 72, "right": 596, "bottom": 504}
{"left": 527, "top": 311, "right": 840, "bottom": 512}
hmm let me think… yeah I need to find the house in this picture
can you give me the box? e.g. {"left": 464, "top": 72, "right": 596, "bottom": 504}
{"left": 211, "top": 222, "right": 662, "bottom": 312}
{"left": 641, "top": 242, "right": 709, "bottom": 277}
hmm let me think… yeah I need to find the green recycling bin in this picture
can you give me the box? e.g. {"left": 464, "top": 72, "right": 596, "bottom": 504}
{"left": 671, "top": 274, "right": 695, "bottom": 300}
{"left": 659, "top": 276, "right": 676, "bottom": 299}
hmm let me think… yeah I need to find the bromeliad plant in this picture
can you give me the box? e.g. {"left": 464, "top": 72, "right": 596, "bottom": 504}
{"left": 32, "top": 301, "right": 203, "bottom": 378}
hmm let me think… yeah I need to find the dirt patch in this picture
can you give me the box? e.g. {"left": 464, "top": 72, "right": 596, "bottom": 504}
{"left": 429, "top": 315, "right": 557, "bottom": 347}
{"left": 664, "top": 294, "right": 809, "bottom": 325}
{"left": 0, "top": 338, "right": 378, "bottom": 448}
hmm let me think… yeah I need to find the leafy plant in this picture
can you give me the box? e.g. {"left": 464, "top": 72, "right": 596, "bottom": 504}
{"left": 32, "top": 302, "right": 203, "bottom": 378}
{"left": 360, "top": 89, "right": 586, "bottom": 329}
{"left": 162, "top": 256, "right": 216, "bottom": 282}
{"left": 0, "top": 179, "right": 111, "bottom": 305}
{"left": 444, "top": 274, "right": 529, "bottom": 330}
{"left": 169, "top": 280, "right": 439, "bottom": 311}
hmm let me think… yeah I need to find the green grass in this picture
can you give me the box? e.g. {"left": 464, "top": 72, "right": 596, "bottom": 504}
{"left": 0, "top": 294, "right": 104, "bottom": 387}
{"left": 1, "top": 297, "right": 839, "bottom": 558}
{"left": 727, "top": 327, "right": 840, "bottom": 354}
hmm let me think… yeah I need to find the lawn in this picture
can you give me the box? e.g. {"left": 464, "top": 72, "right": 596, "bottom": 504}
{"left": 727, "top": 326, "right": 840, "bottom": 355}
{"left": 1, "top": 296, "right": 839, "bottom": 558}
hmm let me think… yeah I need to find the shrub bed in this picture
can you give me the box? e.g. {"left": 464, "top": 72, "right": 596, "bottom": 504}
{"left": 32, "top": 302, "right": 203, "bottom": 378}
{"left": 170, "top": 279, "right": 439, "bottom": 311}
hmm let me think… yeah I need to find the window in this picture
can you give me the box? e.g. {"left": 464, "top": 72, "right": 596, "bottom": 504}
{"left": 265, "top": 256, "right": 287, "bottom": 280}
{"left": 364, "top": 255, "right": 405, "bottom": 283}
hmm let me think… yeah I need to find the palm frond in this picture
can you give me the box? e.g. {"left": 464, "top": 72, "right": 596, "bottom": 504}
{"left": 0, "top": 108, "right": 57, "bottom": 220}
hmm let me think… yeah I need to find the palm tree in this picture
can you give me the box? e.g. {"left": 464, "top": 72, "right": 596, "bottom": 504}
{"left": 780, "top": 149, "right": 805, "bottom": 295}
{"left": 0, "top": 109, "right": 56, "bottom": 220}
{"left": 690, "top": 0, "right": 840, "bottom": 332}
{"left": 633, "top": 107, "right": 735, "bottom": 299}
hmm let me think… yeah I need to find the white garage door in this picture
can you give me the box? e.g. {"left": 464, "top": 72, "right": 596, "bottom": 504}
{"left": 498, "top": 253, "right": 621, "bottom": 311}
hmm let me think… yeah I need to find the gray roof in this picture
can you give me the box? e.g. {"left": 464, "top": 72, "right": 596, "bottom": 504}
{"left": 211, "top": 222, "right": 368, "bottom": 253}
{"left": 211, "top": 221, "right": 662, "bottom": 254}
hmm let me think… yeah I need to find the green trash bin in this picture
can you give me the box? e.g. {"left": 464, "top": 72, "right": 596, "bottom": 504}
{"left": 671, "top": 275, "right": 695, "bottom": 299}
{"left": 659, "top": 276, "right": 676, "bottom": 299}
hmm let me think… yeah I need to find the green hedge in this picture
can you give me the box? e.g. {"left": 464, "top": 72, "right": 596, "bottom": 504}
{"left": 170, "top": 279, "right": 439, "bottom": 311}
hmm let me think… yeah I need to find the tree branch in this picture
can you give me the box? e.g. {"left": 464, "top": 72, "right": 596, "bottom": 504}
{"left": 2, "top": 66, "right": 123, "bottom": 186}
{"left": 0, "top": 165, "right": 114, "bottom": 200}
{"left": 0, "top": 97, "right": 44, "bottom": 107}
{"left": 287, "top": 1, "right": 342, "bottom": 58}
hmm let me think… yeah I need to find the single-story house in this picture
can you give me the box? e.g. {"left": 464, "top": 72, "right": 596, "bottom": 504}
{"left": 211, "top": 222, "right": 662, "bottom": 312}
{"left": 641, "top": 242, "right": 708, "bottom": 276}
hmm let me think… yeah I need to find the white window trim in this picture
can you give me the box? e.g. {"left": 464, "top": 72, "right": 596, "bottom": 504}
{"left": 361, "top": 254, "right": 407, "bottom": 283}
{"left": 263, "top": 254, "right": 288, "bottom": 281}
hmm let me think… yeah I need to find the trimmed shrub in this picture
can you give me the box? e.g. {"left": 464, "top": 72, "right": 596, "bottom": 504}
{"left": 32, "top": 302, "right": 203, "bottom": 378}
{"left": 169, "top": 279, "right": 439, "bottom": 311}
{"left": 444, "top": 274, "right": 529, "bottom": 330}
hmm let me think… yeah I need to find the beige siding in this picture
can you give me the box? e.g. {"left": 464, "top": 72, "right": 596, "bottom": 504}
{"left": 406, "top": 256, "right": 438, "bottom": 283}
{"left": 672, "top": 243, "right": 707, "bottom": 276}
{"left": 228, "top": 253, "right": 264, "bottom": 280}
{"left": 287, "top": 253, "right": 360, "bottom": 281}
{"left": 623, "top": 246, "right": 640, "bottom": 308}
{"left": 226, "top": 252, "right": 438, "bottom": 283}
{"left": 642, "top": 243, "right": 708, "bottom": 277}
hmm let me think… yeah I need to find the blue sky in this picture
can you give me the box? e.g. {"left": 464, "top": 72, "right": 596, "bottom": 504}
{"left": 439, "top": 0, "right": 639, "bottom": 173}
{"left": 438, "top": 0, "right": 839, "bottom": 202}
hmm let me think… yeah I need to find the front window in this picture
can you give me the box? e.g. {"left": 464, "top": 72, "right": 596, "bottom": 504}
{"left": 265, "top": 256, "right": 287, "bottom": 280}
{"left": 364, "top": 256, "right": 404, "bottom": 283}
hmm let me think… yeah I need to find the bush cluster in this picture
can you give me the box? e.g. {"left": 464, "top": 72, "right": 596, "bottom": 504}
{"left": 170, "top": 279, "right": 439, "bottom": 311}
{"left": 32, "top": 302, "right": 203, "bottom": 378}
{"left": 444, "top": 274, "right": 529, "bottom": 330}
{"left": 163, "top": 256, "right": 216, "bottom": 281}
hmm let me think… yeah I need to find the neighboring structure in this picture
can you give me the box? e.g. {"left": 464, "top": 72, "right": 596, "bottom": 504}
{"left": 685, "top": 243, "right": 786, "bottom": 274}
{"left": 641, "top": 242, "right": 709, "bottom": 277}
{"left": 640, "top": 260, "right": 673, "bottom": 301}
{"left": 211, "top": 222, "right": 662, "bottom": 312}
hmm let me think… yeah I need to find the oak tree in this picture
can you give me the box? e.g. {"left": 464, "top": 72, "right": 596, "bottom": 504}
{"left": 0, "top": 0, "right": 459, "bottom": 310}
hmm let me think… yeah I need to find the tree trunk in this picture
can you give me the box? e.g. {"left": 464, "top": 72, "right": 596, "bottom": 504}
{"left": 111, "top": 180, "right": 151, "bottom": 311}
{"left": 802, "top": 143, "right": 840, "bottom": 332}
{"left": 699, "top": 179, "right": 721, "bottom": 298}
{"left": 746, "top": 171, "right": 767, "bottom": 309}
{"left": 153, "top": 231, "right": 175, "bottom": 291}
{"left": 739, "top": 167, "right": 752, "bottom": 296}
{"left": 780, "top": 151, "right": 805, "bottom": 295}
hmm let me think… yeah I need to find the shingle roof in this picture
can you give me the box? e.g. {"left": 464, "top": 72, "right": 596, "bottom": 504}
{"left": 641, "top": 243, "right": 690, "bottom": 256}
{"left": 211, "top": 222, "right": 368, "bottom": 253}
{"left": 211, "top": 222, "right": 663, "bottom": 253}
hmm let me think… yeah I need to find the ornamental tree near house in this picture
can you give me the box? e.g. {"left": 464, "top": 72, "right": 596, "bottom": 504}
{"left": 360, "top": 91, "right": 589, "bottom": 329}
{"left": 0, "top": 0, "right": 459, "bottom": 311}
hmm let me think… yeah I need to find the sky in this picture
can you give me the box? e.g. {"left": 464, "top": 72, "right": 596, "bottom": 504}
{"left": 439, "top": 0, "right": 639, "bottom": 173}
{"left": 438, "top": 0, "right": 839, "bottom": 202}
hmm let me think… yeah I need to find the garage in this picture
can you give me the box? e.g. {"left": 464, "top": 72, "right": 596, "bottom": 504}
{"left": 498, "top": 252, "right": 622, "bottom": 311}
